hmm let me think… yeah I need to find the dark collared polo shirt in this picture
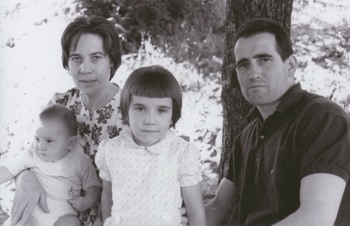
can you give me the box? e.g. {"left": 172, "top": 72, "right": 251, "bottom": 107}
{"left": 225, "top": 84, "right": 350, "bottom": 226}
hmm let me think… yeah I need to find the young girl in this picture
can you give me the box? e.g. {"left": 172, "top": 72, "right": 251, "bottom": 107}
{"left": 95, "top": 66, "right": 206, "bottom": 226}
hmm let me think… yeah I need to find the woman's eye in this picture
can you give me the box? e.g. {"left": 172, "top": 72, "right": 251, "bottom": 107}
{"left": 91, "top": 55, "right": 103, "bottom": 62}
{"left": 70, "top": 57, "right": 81, "bottom": 63}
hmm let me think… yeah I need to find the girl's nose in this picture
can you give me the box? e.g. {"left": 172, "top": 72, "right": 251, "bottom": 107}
{"left": 144, "top": 112, "right": 156, "bottom": 125}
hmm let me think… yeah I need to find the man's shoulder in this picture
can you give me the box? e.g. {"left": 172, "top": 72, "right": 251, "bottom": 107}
{"left": 299, "top": 91, "right": 348, "bottom": 118}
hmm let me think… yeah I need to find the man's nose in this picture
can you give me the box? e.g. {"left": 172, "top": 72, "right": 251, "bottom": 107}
{"left": 248, "top": 63, "right": 262, "bottom": 79}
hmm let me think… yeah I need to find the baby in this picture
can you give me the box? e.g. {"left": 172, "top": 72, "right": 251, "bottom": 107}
{"left": 0, "top": 104, "right": 101, "bottom": 226}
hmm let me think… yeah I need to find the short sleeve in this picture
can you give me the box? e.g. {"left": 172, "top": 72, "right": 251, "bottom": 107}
{"left": 299, "top": 107, "right": 350, "bottom": 182}
{"left": 178, "top": 143, "right": 203, "bottom": 187}
{"left": 95, "top": 139, "right": 111, "bottom": 181}
{"left": 80, "top": 154, "right": 101, "bottom": 190}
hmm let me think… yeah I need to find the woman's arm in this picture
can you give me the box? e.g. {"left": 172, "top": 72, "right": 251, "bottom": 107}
{"left": 273, "top": 173, "right": 346, "bottom": 226}
{"left": 11, "top": 170, "right": 48, "bottom": 225}
{"left": 182, "top": 183, "right": 207, "bottom": 226}
{"left": 101, "top": 179, "right": 113, "bottom": 223}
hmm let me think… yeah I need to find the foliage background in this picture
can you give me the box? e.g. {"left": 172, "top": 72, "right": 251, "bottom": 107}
{"left": 0, "top": 0, "right": 349, "bottom": 225}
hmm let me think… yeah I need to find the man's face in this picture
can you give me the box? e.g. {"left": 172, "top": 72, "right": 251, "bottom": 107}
{"left": 234, "top": 32, "right": 294, "bottom": 107}
{"left": 67, "top": 33, "right": 113, "bottom": 97}
{"left": 128, "top": 96, "right": 173, "bottom": 147}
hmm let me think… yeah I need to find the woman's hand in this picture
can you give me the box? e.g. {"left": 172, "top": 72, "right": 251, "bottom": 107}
{"left": 11, "top": 170, "right": 49, "bottom": 226}
{"left": 179, "top": 206, "right": 189, "bottom": 226}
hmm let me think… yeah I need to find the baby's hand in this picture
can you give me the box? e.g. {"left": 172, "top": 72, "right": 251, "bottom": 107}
{"left": 67, "top": 196, "right": 87, "bottom": 212}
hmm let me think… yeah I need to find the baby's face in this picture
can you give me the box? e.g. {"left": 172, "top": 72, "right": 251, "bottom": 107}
{"left": 34, "top": 119, "right": 72, "bottom": 162}
{"left": 128, "top": 95, "right": 173, "bottom": 147}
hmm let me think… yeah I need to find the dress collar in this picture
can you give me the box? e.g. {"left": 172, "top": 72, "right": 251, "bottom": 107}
{"left": 119, "top": 126, "right": 175, "bottom": 154}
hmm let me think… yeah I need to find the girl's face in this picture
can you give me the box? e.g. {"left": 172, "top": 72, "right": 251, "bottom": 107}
{"left": 34, "top": 119, "right": 74, "bottom": 162}
{"left": 128, "top": 95, "right": 173, "bottom": 147}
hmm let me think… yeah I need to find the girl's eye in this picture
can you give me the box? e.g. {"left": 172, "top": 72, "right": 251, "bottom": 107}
{"left": 135, "top": 107, "right": 144, "bottom": 112}
{"left": 158, "top": 109, "right": 168, "bottom": 114}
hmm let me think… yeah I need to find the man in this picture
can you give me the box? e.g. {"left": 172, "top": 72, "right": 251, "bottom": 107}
{"left": 205, "top": 18, "right": 350, "bottom": 226}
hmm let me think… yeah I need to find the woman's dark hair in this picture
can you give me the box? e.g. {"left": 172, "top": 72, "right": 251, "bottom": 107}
{"left": 40, "top": 104, "right": 77, "bottom": 137}
{"left": 61, "top": 16, "right": 122, "bottom": 80}
{"left": 234, "top": 18, "right": 293, "bottom": 61}
{"left": 120, "top": 65, "right": 182, "bottom": 128}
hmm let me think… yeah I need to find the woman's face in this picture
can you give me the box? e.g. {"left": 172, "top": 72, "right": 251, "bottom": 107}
{"left": 67, "top": 33, "right": 113, "bottom": 97}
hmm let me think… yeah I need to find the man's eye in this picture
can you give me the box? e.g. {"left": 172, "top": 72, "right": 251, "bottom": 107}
{"left": 237, "top": 62, "right": 249, "bottom": 70}
{"left": 259, "top": 57, "right": 270, "bottom": 63}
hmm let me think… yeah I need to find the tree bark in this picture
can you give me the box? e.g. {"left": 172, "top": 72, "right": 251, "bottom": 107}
{"left": 219, "top": 0, "right": 294, "bottom": 180}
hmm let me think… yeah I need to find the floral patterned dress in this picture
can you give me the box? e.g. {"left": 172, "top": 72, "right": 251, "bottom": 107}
{"left": 49, "top": 84, "right": 123, "bottom": 225}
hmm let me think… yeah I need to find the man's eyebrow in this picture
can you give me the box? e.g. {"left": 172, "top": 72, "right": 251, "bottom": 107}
{"left": 254, "top": 53, "right": 273, "bottom": 59}
{"left": 236, "top": 58, "right": 248, "bottom": 66}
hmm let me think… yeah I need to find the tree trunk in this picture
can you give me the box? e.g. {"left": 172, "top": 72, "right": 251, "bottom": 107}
{"left": 219, "top": 0, "right": 294, "bottom": 180}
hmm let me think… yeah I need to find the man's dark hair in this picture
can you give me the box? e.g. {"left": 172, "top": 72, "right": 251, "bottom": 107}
{"left": 234, "top": 18, "right": 293, "bottom": 61}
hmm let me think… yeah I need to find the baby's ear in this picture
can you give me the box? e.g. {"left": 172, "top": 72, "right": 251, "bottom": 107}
{"left": 68, "top": 136, "right": 77, "bottom": 149}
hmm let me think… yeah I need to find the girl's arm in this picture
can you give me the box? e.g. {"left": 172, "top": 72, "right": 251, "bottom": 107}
{"left": 182, "top": 183, "right": 207, "bottom": 226}
{"left": 101, "top": 179, "right": 113, "bottom": 223}
{"left": 0, "top": 166, "right": 14, "bottom": 184}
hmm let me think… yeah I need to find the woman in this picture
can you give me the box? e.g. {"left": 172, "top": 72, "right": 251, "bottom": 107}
{"left": 11, "top": 16, "right": 123, "bottom": 226}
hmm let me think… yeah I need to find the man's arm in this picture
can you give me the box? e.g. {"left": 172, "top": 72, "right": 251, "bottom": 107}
{"left": 182, "top": 183, "right": 207, "bottom": 226}
{"left": 273, "top": 173, "right": 346, "bottom": 226}
{"left": 205, "top": 178, "right": 235, "bottom": 226}
{"left": 0, "top": 166, "right": 14, "bottom": 184}
{"left": 100, "top": 179, "right": 113, "bottom": 223}
{"left": 12, "top": 170, "right": 49, "bottom": 226}
{"left": 67, "top": 186, "right": 100, "bottom": 212}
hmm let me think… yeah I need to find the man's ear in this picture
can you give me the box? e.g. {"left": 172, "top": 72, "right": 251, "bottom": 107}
{"left": 287, "top": 55, "right": 297, "bottom": 78}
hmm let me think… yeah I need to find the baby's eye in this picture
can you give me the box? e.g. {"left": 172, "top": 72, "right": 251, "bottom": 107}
{"left": 34, "top": 137, "right": 39, "bottom": 142}
{"left": 46, "top": 139, "right": 53, "bottom": 143}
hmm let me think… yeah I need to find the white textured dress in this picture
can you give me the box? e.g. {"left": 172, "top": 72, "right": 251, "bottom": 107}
{"left": 95, "top": 127, "right": 203, "bottom": 226}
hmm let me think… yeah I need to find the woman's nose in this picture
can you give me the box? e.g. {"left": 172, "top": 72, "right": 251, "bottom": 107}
{"left": 80, "top": 60, "right": 92, "bottom": 73}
